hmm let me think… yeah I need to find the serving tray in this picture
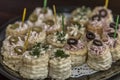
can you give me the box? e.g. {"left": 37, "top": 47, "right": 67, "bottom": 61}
{"left": 0, "top": 7, "right": 120, "bottom": 80}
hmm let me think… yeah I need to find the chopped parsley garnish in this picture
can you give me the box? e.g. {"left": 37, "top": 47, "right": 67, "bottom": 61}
{"left": 30, "top": 47, "right": 40, "bottom": 57}
{"left": 56, "top": 31, "right": 66, "bottom": 43}
{"left": 30, "top": 42, "right": 49, "bottom": 57}
{"left": 42, "top": 44, "right": 49, "bottom": 50}
{"left": 55, "top": 50, "right": 69, "bottom": 58}
{"left": 72, "top": 22, "right": 81, "bottom": 30}
{"left": 33, "top": 42, "right": 41, "bottom": 48}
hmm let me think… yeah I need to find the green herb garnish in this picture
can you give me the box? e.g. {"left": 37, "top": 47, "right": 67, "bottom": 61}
{"left": 114, "top": 15, "right": 119, "bottom": 39}
{"left": 72, "top": 21, "right": 81, "bottom": 30}
{"left": 56, "top": 31, "right": 66, "bottom": 43}
{"left": 62, "top": 15, "right": 65, "bottom": 33}
{"left": 30, "top": 47, "right": 40, "bottom": 57}
{"left": 42, "top": 44, "right": 49, "bottom": 50}
{"left": 33, "top": 42, "right": 41, "bottom": 48}
{"left": 55, "top": 50, "right": 69, "bottom": 58}
{"left": 43, "top": 0, "right": 47, "bottom": 9}
{"left": 30, "top": 42, "right": 49, "bottom": 57}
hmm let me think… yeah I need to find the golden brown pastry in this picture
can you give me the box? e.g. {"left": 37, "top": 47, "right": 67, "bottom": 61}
{"left": 49, "top": 49, "right": 71, "bottom": 80}
{"left": 87, "top": 39, "right": 112, "bottom": 71}
{"left": 64, "top": 38, "right": 87, "bottom": 66}
{"left": 20, "top": 43, "right": 51, "bottom": 79}
{"left": 6, "top": 21, "right": 29, "bottom": 37}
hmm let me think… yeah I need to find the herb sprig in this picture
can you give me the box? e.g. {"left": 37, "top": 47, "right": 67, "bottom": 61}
{"left": 56, "top": 31, "right": 66, "bottom": 43}
{"left": 55, "top": 50, "right": 69, "bottom": 58}
{"left": 30, "top": 42, "right": 49, "bottom": 57}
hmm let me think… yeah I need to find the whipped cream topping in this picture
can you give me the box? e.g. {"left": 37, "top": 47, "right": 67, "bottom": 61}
{"left": 67, "top": 24, "right": 81, "bottom": 36}
{"left": 65, "top": 40, "right": 85, "bottom": 51}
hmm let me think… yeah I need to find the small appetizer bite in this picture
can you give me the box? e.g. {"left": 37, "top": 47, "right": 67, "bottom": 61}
{"left": 41, "top": 15, "right": 65, "bottom": 34}
{"left": 2, "top": 45, "right": 25, "bottom": 71}
{"left": 71, "top": 6, "right": 91, "bottom": 26}
{"left": 91, "top": 6, "right": 113, "bottom": 23}
{"left": 2, "top": 35, "right": 25, "bottom": 52}
{"left": 27, "top": 7, "right": 53, "bottom": 27}
{"left": 87, "top": 14, "right": 103, "bottom": 37}
{"left": 6, "top": 21, "right": 29, "bottom": 37}
{"left": 66, "top": 21, "right": 85, "bottom": 39}
{"left": 102, "top": 32, "right": 120, "bottom": 61}
{"left": 87, "top": 39, "right": 112, "bottom": 71}
{"left": 49, "top": 49, "right": 71, "bottom": 80}
{"left": 64, "top": 38, "right": 87, "bottom": 66}
{"left": 20, "top": 43, "right": 51, "bottom": 79}
{"left": 47, "top": 31, "right": 68, "bottom": 48}
{"left": 1, "top": 35, "right": 25, "bottom": 71}
{"left": 104, "top": 22, "right": 120, "bottom": 41}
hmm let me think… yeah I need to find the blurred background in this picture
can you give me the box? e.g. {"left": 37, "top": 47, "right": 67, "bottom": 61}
{"left": 0, "top": 0, "right": 120, "bottom": 26}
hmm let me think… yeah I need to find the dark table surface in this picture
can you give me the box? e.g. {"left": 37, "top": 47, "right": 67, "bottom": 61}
{"left": 0, "top": 0, "right": 120, "bottom": 80}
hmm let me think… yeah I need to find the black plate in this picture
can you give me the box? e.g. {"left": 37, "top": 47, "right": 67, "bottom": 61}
{"left": 0, "top": 7, "right": 120, "bottom": 80}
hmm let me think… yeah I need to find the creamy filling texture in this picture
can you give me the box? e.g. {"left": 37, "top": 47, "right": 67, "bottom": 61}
{"left": 3, "top": 36, "right": 24, "bottom": 54}
{"left": 72, "top": 6, "right": 91, "bottom": 24}
{"left": 13, "top": 22, "right": 29, "bottom": 31}
{"left": 52, "top": 32, "right": 68, "bottom": 44}
{"left": 65, "top": 40, "right": 85, "bottom": 51}
{"left": 91, "top": 6, "right": 113, "bottom": 25}
{"left": 33, "top": 7, "right": 53, "bottom": 19}
{"left": 67, "top": 24, "right": 81, "bottom": 36}
{"left": 43, "top": 23, "right": 60, "bottom": 32}
{"left": 88, "top": 44, "right": 106, "bottom": 56}
{"left": 25, "top": 31, "right": 45, "bottom": 43}
{"left": 89, "top": 20, "right": 103, "bottom": 27}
